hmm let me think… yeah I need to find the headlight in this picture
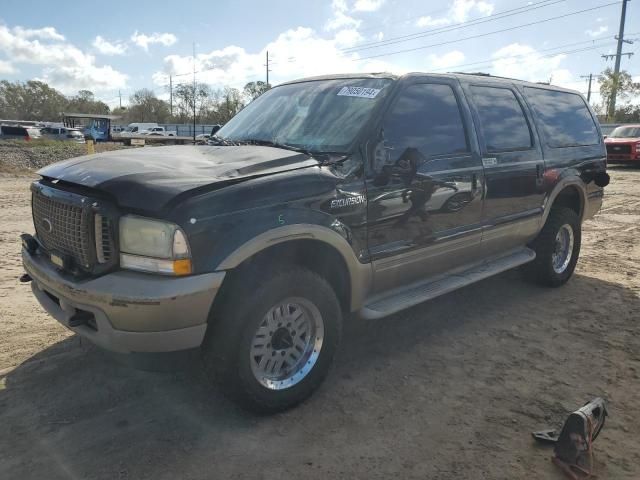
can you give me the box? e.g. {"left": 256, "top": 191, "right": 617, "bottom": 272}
{"left": 119, "top": 215, "right": 192, "bottom": 275}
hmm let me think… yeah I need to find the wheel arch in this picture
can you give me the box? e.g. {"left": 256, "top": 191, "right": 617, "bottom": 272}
{"left": 216, "top": 225, "right": 372, "bottom": 313}
{"left": 542, "top": 178, "right": 588, "bottom": 225}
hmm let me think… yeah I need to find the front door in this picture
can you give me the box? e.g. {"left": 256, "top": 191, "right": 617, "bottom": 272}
{"left": 365, "top": 79, "right": 485, "bottom": 293}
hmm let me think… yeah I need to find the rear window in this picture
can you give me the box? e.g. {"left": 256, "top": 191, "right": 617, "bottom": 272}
{"left": 470, "top": 86, "right": 532, "bottom": 152}
{"left": 524, "top": 87, "right": 599, "bottom": 148}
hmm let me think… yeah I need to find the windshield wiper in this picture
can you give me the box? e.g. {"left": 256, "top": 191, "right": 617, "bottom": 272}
{"left": 211, "top": 137, "right": 350, "bottom": 164}
{"left": 232, "top": 138, "right": 314, "bottom": 156}
{"left": 237, "top": 139, "right": 353, "bottom": 164}
{"left": 208, "top": 135, "right": 238, "bottom": 146}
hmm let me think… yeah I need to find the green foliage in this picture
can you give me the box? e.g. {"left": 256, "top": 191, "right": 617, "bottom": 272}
{"left": 0, "top": 78, "right": 250, "bottom": 125}
{"left": 127, "top": 88, "right": 170, "bottom": 123}
{"left": 66, "top": 90, "right": 109, "bottom": 115}
{"left": 0, "top": 80, "right": 109, "bottom": 122}
{"left": 243, "top": 81, "right": 270, "bottom": 101}
{"left": 171, "top": 83, "right": 245, "bottom": 125}
{"left": 598, "top": 68, "right": 640, "bottom": 118}
{"left": 0, "top": 80, "right": 67, "bottom": 121}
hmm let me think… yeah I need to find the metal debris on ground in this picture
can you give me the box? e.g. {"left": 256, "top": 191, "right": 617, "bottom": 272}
{"left": 532, "top": 397, "right": 608, "bottom": 479}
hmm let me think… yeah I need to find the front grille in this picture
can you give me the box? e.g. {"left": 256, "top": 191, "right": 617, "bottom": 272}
{"left": 94, "top": 214, "right": 114, "bottom": 263}
{"left": 32, "top": 189, "right": 93, "bottom": 269}
{"left": 606, "top": 144, "right": 632, "bottom": 155}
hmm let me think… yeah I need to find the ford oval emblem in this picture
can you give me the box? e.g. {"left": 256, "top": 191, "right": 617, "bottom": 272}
{"left": 42, "top": 218, "right": 53, "bottom": 233}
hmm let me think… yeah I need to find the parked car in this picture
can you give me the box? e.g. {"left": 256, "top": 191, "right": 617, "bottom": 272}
{"left": 21, "top": 72, "right": 609, "bottom": 413}
{"left": 604, "top": 124, "right": 640, "bottom": 164}
{"left": 119, "top": 123, "right": 159, "bottom": 137}
{"left": 41, "top": 126, "right": 86, "bottom": 143}
{"left": 0, "top": 125, "right": 42, "bottom": 140}
{"left": 141, "top": 126, "right": 176, "bottom": 136}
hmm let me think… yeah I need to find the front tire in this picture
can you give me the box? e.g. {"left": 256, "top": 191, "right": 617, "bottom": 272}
{"left": 524, "top": 207, "right": 581, "bottom": 287}
{"left": 203, "top": 267, "right": 342, "bottom": 413}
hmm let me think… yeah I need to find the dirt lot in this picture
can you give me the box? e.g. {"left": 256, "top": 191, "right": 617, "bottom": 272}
{"left": 1, "top": 168, "right": 639, "bottom": 479}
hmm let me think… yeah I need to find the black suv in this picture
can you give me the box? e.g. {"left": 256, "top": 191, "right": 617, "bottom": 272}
{"left": 21, "top": 73, "right": 609, "bottom": 412}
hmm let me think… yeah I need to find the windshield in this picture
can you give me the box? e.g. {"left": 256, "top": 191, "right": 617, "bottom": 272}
{"left": 215, "top": 78, "right": 393, "bottom": 153}
{"left": 609, "top": 126, "right": 640, "bottom": 138}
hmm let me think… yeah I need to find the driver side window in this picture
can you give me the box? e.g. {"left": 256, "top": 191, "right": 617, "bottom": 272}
{"left": 375, "top": 83, "right": 469, "bottom": 174}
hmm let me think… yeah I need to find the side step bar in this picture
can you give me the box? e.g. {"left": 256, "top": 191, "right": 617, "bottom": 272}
{"left": 360, "top": 248, "right": 536, "bottom": 320}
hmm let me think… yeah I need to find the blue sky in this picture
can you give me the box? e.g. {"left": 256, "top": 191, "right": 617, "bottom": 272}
{"left": 1, "top": 0, "right": 638, "bottom": 109}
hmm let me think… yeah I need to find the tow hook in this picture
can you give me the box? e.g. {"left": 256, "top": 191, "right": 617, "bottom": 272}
{"left": 20, "top": 233, "right": 38, "bottom": 254}
{"left": 19, "top": 273, "right": 32, "bottom": 283}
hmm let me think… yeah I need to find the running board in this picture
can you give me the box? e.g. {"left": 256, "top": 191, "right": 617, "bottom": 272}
{"left": 360, "top": 248, "right": 536, "bottom": 320}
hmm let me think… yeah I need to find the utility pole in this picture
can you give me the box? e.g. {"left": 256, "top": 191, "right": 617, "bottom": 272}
{"left": 192, "top": 42, "right": 196, "bottom": 143}
{"left": 607, "top": 0, "right": 631, "bottom": 120}
{"left": 118, "top": 90, "right": 122, "bottom": 109}
{"left": 265, "top": 51, "right": 270, "bottom": 86}
{"left": 169, "top": 75, "right": 173, "bottom": 117}
{"left": 580, "top": 74, "right": 593, "bottom": 102}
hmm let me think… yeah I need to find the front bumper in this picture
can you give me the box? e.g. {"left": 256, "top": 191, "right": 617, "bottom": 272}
{"left": 22, "top": 248, "right": 225, "bottom": 354}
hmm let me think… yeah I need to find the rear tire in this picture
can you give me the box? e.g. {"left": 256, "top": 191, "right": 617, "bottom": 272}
{"left": 203, "top": 266, "right": 342, "bottom": 413}
{"left": 524, "top": 207, "right": 581, "bottom": 287}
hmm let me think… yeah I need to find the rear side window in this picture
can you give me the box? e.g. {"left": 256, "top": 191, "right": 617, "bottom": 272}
{"left": 470, "top": 86, "right": 532, "bottom": 152}
{"left": 383, "top": 83, "right": 468, "bottom": 159}
{"left": 524, "top": 87, "right": 599, "bottom": 147}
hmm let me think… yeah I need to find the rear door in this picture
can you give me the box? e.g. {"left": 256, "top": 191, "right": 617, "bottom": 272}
{"left": 461, "top": 82, "right": 545, "bottom": 256}
{"left": 365, "top": 76, "right": 485, "bottom": 293}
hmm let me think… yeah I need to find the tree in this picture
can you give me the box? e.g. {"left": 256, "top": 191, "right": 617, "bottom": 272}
{"left": 127, "top": 89, "right": 170, "bottom": 123}
{"left": 599, "top": 68, "right": 640, "bottom": 120}
{"left": 217, "top": 87, "right": 244, "bottom": 124}
{"left": 243, "top": 81, "right": 270, "bottom": 102}
{"left": 0, "top": 80, "right": 67, "bottom": 121}
{"left": 172, "top": 82, "right": 217, "bottom": 123}
{"left": 66, "top": 89, "right": 109, "bottom": 115}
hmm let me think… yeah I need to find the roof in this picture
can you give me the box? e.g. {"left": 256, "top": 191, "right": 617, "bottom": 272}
{"left": 63, "top": 113, "right": 121, "bottom": 120}
{"left": 279, "top": 72, "right": 399, "bottom": 86}
{"left": 278, "top": 72, "right": 580, "bottom": 95}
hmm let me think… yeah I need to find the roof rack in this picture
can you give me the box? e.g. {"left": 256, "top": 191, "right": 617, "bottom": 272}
{"left": 450, "top": 71, "right": 555, "bottom": 85}
{"left": 451, "top": 71, "right": 492, "bottom": 77}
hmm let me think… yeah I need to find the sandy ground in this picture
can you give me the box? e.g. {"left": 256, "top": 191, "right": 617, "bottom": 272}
{"left": 1, "top": 168, "right": 639, "bottom": 479}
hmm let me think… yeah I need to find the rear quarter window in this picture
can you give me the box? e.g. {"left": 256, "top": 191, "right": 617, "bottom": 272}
{"left": 524, "top": 87, "right": 599, "bottom": 148}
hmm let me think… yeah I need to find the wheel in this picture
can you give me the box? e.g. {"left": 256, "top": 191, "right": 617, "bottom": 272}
{"left": 524, "top": 207, "right": 581, "bottom": 287}
{"left": 203, "top": 267, "right": 342, "bottom": 413}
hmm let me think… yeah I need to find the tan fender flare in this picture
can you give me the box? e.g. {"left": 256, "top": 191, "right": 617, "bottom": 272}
{"left": 216, "top": 224, "right": 373, "bottom": 312}
{"left": 541, "top": 177, "right": 588, "bottom": 225}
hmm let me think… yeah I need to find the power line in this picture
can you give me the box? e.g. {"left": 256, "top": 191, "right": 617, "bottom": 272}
{"left": 352, "top": 1, "right": 620, "bottom": 62}
{"left": 357, "top": 6, "right": 450, "bottom": 34}
{"left": 342, "top": 0, "right": 564, "bottom": 54}
{"left": 431, "top": 38, "right": 616, "bottom": 72}
{"left": 268, "top": 0, "right": 562, "bottom": 66}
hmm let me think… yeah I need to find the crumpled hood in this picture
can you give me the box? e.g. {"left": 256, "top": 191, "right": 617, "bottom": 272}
{"left": 38, "top": 145, "right": 319, "bottom": 211}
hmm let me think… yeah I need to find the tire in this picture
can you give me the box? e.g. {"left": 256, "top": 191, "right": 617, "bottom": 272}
{"left": 524, "top": 207, "right": 581, "bottom": 287}
{"left": 202, "top": 266, "right": 342, "bottom": 413}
